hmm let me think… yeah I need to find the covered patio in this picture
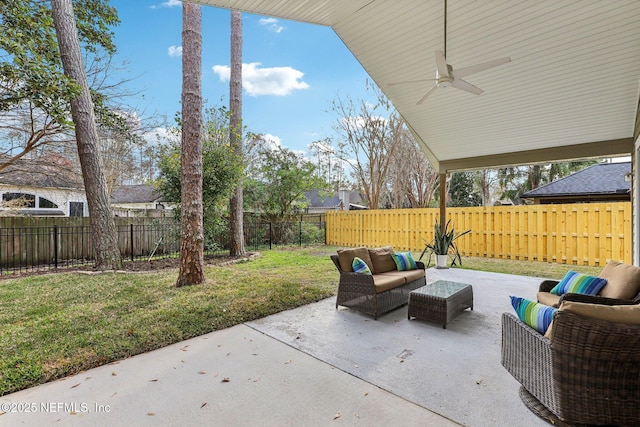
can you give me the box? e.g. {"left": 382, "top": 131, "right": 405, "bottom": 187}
{"left": 249, "top": 266, "right": 547, "bottom": 426}
{"left": 194, "top": 0, "right": 640, "bottom": 261}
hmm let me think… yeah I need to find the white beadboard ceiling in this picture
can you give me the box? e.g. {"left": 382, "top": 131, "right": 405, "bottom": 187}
{"left": 191, "top": 0, "right": 640, "bottom": 173}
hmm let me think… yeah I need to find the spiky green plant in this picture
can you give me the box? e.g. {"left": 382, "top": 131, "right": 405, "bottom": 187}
{"left": 419, "top": 219, "right": 471, "bottom": 266}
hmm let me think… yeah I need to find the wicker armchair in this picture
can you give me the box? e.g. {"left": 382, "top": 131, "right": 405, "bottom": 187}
{"left": 502, "top": 294, "right": 640, "bottom": 426}
{"left": 537, "top": 261, "right": 640, "bottom": 308}
{"left": 538, "top": 278, "right": 640, "bottom": 307}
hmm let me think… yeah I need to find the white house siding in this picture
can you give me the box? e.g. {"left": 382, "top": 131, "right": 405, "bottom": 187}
{"left": 0, "top": 184, "right": 87, "bottom": 217}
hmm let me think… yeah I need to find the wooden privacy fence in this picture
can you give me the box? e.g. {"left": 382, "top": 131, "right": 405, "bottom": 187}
{"left": 326, "top": 202, "right": 632, "bottom": 267}
{"left": 0, "top": 217, "right": 180, "bottom": 272}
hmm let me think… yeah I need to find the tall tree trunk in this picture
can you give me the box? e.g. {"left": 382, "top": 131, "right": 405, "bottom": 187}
{"left": 51, "top": 0, "right": 122, "bottom": 270}
{"left": 228, "top": 9, "right": 245, "bottom": 256}
{"left": 176, "top": 2, "right": 204, "bottom": 287}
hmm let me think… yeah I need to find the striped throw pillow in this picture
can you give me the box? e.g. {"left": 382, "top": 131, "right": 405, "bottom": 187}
{"left": 391, "top": 251, "right": 417, "bottom": 271}
{"left": 510, "top": 296, "right": 557, "bottom": 334}
{"left": 352, "top": 256, "right": 372, "bottom": 274}
{"left": 550, "top": 271, "right": 608, "bottom": 296}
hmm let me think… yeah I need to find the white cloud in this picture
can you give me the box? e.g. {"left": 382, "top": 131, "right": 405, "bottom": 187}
{"left": 260, "top": 134, "right": 282, "bottom": 150}
{"left": 143, "top": 127, "right": 178, "bottom": 146}
{"left": 259, "top": 17, "right": 285, "bottom": 33}
{"left": 168, "top": 45, "right": 182, "bottom": 57}
{"left": 212, "top": 62, "right": 309, "bottom": 96}
{"left": 151, "top": 0, "right": 181, "bottom": 8}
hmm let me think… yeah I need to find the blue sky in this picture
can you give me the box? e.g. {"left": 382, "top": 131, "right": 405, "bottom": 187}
{"left": 108, "top": 0, "right": 372, "bottom": 153}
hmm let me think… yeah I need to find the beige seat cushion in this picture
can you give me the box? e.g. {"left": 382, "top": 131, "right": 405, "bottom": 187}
{"left": 368, "top": 246, "right": 396, "bottom": 274}
{"left": 598, "top": 261, "right": 640, "bottom": 300}
{"left": 546, "top": 299, "right": 640, "bottom": 338}
{"left": 537, "top": 291, "right": 561, "bottom": 307}
{"left": 337, "top": 247, "right": 373, "bottom": 273}
{"left": 558, "top": 300, "right": 640, "bottom": 326}
{"left": 372, "top": 274, "right": 405, "bottom": 294}
{"left": 379, "top": 269, "right": 425, "bottom": 283}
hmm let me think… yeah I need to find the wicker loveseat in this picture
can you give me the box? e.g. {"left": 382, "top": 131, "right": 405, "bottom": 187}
{"left": 331, "top": 246, "right": 426, "bottom": 319}
{"left": 502, "top": 293, "right": 640, "bottom": 426}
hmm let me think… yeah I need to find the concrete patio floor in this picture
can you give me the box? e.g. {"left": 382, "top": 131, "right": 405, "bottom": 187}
{"left": 248, "top": 267, "right": 549, "bottom": 427}
{"left": 1, "top": 267, "right": 550, "bottom": 426}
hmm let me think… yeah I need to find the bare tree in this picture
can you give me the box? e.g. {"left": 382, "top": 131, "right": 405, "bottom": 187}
{"left": 385, "top": 131, "right": 439, "bottom": 208}
{"left": 51, "top": 0, "right": 121, "bottom": 270}
{"left": 474, "top": 169, "right": 499, "bottom": 206}
{"left": 332, "top": 82, "right": 401, "bottom": 209}
{"left": 308, "top": 138, "right": 348, "bottom": 190}
{"left": 1, "top": 0, "right": 120, "bottom": 172}
{"left": 176, "top": 2, "right": 204, "bottom": 287}
{"left": 228, "top": 9, "right": 245, "bottom": 256}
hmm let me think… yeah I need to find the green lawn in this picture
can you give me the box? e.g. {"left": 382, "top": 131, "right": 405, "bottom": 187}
{"left": 0, "top": 245, "right": 600, "bottom": 396}
{"left": 0, "top": 246, "right": 337, "bottom": 396}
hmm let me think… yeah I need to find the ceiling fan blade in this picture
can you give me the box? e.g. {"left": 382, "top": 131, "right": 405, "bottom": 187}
{"left": 387, "top": 79, "right": 435, "bottom": 87}
{"left": 450, "top": 78, "right": 483, "bottom": 95}
{"left": 434, "top": 50, "right": 449, "bottom": 77}
{"left": 416, "top": 84, "right": 439, "bottom": 105}
{"left": 451, "top": 57, "right": 511, "bottom": 79}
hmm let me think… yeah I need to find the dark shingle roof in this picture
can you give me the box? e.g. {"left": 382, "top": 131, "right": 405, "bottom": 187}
{"left": 304, "top": 189, "right": 364, "bottom": 209}
{"left": 111, "top": 185, "right": 163, "bottom": 204}
{"left": 304, "top": 189, "right": 341, "bottom": 208}
{"left": 0, "top": 159, "right": 84, "bottom": 189}
{"left": 521, "top": 162, "right": 630, "bottom": 198}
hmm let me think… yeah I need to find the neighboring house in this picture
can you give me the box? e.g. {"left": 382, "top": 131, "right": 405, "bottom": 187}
{"left": 304, "top": 189, "right": 366, "bottom": 213}
{"left": 111, "top": 184, "right": 171, "bottom": 217}
{"left": 521, "top": 162, "right": 631, "bottom": 204}
{"left": 0, "top": 160, "right": 170, "bottom": 218}
{"left": 0, "top": 159, "right": 88, "bottom": 217}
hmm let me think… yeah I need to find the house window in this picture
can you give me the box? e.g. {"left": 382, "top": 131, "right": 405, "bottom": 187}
{"left": 3, "top": 192, "right": 36, "bottom": 208}
{"left": 38, "top": 197, "right": 58, "bottom": 209}
{"left": 69, "top": 202, "right": 84, "bottom": 217}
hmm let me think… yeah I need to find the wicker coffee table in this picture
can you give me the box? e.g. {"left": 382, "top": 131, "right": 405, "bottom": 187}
{"left": 408, "top": 280, "right": 473, "bottom": 328}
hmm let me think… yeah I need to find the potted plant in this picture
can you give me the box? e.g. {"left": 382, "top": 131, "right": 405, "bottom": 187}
{"left": 419, "top": 219, "right": 471, "bottom": 268}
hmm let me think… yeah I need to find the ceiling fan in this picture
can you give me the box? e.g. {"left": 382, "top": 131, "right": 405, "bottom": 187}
{"left": 389, "top": 0, "right": 511, "bottom": 104}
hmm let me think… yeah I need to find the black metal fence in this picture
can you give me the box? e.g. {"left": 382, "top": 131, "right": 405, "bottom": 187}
{"left": 0, "top": 220, "right": 326, "bottom": 274}
{"left": 243, "top": 221, "right": 326, "bottom": 250}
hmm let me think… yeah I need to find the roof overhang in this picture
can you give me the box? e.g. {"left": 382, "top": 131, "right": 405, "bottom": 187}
{"left": 191, "top": 0, "right": 640, "bottom": 173}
